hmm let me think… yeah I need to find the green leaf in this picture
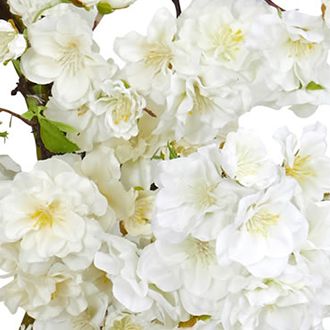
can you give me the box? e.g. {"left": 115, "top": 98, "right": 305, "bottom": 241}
{"left": 306, "top": 81, "right": 325, "bottom": 91}
{"left": 22, "top": 111, "right": 35, "bottom": 120}
{"left": 39, "top": 118, "right": 79, "bottom": 153}
{"left": 97, "top": 1, "right": 113, "bottom": 14}
{"left": 0, "top": 131, "right": 8, "bottom": 140}
{"left": 47, "top": 120, "right": 78, "bottom": 134}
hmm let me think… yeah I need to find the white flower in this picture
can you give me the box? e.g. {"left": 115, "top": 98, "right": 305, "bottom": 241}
{"left": 0, "top": 20, "right": 26, "bottom": 63}
{"left": 33, "top": 287, "right": 108, "bottom": 330}
{"left": 181, "top": 5, "right": 245, "bottom": 69}
{"left": 8, "top": 0, "right": 56, "bottom": 25}
{"left": 276, "top": 123, "right": 330, "bottom": 201}
{"left": 138, "top": 238, "right": 234, "bottom": 316}
{"left": 114, "top": 9, "right": 176, "bottom": 103}
{"left": 121, "top": 158, "right": 155, "bottom": 191}
{"left": 217, "top": 179, "right": 308, "bottom": 277}
{"left": 91, "top": 80, "right": 146, "bottom": 140}
{"left": 0, "top": 155, "right": 20, "bottom": 181}
{"left": 80, "top": 0, "right": 136, "bottom": 9}
{"left": 121, "top": 189, "right": 155, "bottom": 238}
{"left": 104, "top": 309, "right": 172, "bottom": 330}
{"left": 0, "top": 157, "right": 108, "bottom": 270}
{"left": 156, "top": 70, "right": 247, "bottom": 145}
{"left": 108, "top": 0, "right": 135, "bottom": 9}
{"left": 80, "top": 146, "right": 121, "bottom": 185}
{"left": 153, "top": 145, "right": 242, "bottom": 243}
{"left": 179, "top": 0, "right": 269, "bottom": 70}
{"left": 0, "top": 262, "right": 107, "bottom": 321}
{"left": 94, "top": 234, "right": 153, "bottom": 313}
{"left": 220, "top": 130, "right": 278, "bottom": 188}
{"left": 221, "top": 265, "right": 323, "bottom": 330}
{"left": 8, "top": 1, "right": 97, "bottom": 26}
{"left": 44, "top": 80, "right": 145, "bottom": 151}
{"left": 100, "top": 0, "right": 136, "bottom": 9}
{"left": 79, "top": 147, "right": 146, "bottom": 237}
{"left": 252, "top": 11, "right": 328, "bottom": 93}
{"left": 21, "top": 10, "right": 108, "bottom": 107}
{"left": 305, "top": 202, "right": 330, "bottom": 252}
{"left": 104, "top": 285, "right": 188, "bottom": 328}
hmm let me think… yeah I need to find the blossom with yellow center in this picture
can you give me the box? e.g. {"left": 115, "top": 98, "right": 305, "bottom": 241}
{"left": 144, "top": 43, "right": 173, "bottom": 72}
{"left": 246, "top": 210, "right": 280, "bottom": 237}
{"left": 110, "top": 316, "right": 143, "bottom": 330}
{"left": 287, "top": 38, "right": 316, "bottom": 59}
{"left": 213, "top": 25, "right": 245, "bottom": 62}
{"left": 92, "top": 80, "right": 145, "bottom": 140}
{"left": 285, "top": 154, "right": 315, "bottom": 184}
{"left": 30, "top": 201, "right": 61, "bottom": 230}
{"left": 0, "top": 158, "right": 108, "bottom": 269}
{"left": 123, "top": 191, "right": 154, "bottom": 237}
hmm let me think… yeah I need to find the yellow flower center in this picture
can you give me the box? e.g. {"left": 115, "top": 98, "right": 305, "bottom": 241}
{"left": 30, "top": 201, "right": 60, "bottom": 229}
{"left": 213, "top": 25, "right": 245, "bottom": 62}
{"left": 110, "top": 316, "right": 143, "bottom": 330}
{"left": 191, "top": 83, "right": 214, "bottom": 114}
{"left": 246, "top": 209, "right": 280, "bottom": 236}
{"left": 0, "top": 31, "right": 16, "bottom": 59}
{"left": 144, "top": 43, "right": 173, "bottom": 71}
{"left": 99, "top": 94, "right": 133, "bottom": 125}
{"left": 59, "top": 39, "right": 85, "bottom": 75}
{"left": 132, "top": 196, "right": 153, "bottom": 226}
{"left": 285, "top": 154, "right": 315, "bottom": 184}
{"left": 187, "top": 183, "right": 217, "bottom": 211}
{"left": 287, "top": 38, "right": 316, "bottom": 58}
{"left": 188, "top": 239, "right": 215, "bottom": 265}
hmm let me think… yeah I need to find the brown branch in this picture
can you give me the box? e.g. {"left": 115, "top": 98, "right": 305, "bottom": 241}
{"left": 171, "top": 0, "right": 182, "bottom": 17}
{"left": 31, "top": 118, "right": 54, "bottom": 160}
{"left": 0, "top": 108, "right": 52, "bottom": 160}
{"left": 0, "top": 108, "right": 32, "bottom": 126}
{"left": 264, "top": 0, "right": 285, "bottom": 11}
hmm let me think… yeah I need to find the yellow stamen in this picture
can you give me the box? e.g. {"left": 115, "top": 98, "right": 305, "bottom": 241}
{"left": 285, "top": 154, "right": 315, "bottom": 184}
{"left": 30, "top": 201, "right": 60, "bottom": 229}
{"left": 246, "top": 210, "right": 280, "bottom": 236}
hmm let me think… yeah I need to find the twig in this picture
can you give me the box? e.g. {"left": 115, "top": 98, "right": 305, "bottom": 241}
{"left": 264, "top": 0, "right": 285, "bottom": 11}
{"left": 20, "top": 313, "right": 34, "bottom": 329}
{"left": 0, "top": 108, "right": 52, "bottom": 159}
{"left": 143, "top": 108, "right": 157, "bottom": 118}
{"left": 171, "top": 0, "right": 182, "bottom": 17}
{"left": 93, "top": 13, "right": 104, "bottom": 30}
{"left": 0, "top": 108, "right": 32, "bottom": 126}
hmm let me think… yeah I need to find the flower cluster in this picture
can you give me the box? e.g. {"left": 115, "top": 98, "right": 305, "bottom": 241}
{"left": 1, "top": 0, "right": 330, "bottom": 329}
